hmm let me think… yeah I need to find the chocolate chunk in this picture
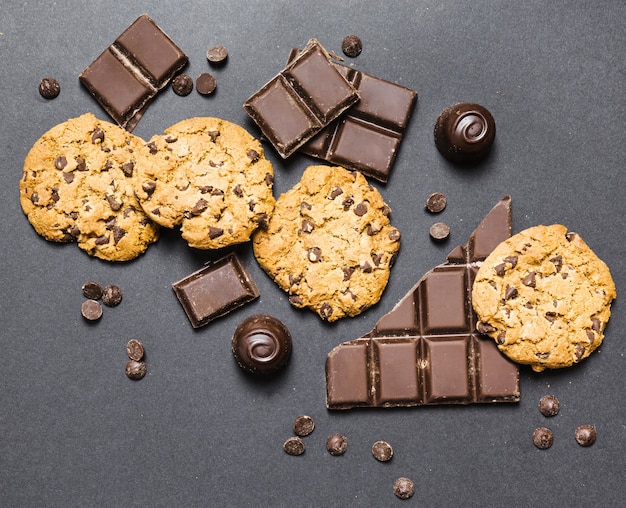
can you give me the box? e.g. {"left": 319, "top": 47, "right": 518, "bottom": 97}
{"left": 522, "top": 271, "right": 537, "bottom": 287}
{"left": 206, "top": 45, "right": 229, "bottom": 65}
{"left": 538, "top": 395, "right": 560, "bottom": 417}
{"left": 434, "top": 102, "right": 496, "bottom": 163}
{"left": 533, "top": 427, "right": 554, "bottom": 449}
{"left": 126, "top": 339, "right": 145, "bottom": 362}
{"left": 91, "top": 128, "right": 105, "bottom": 144}
{"left": 102, "top": 285, "right": 122, "bottom": 307}
{"left": 293, "top": 415, "right": 315, "bottom": 437}
{"left": 283, "top": 437, "right": 305, "bottom": 456}
{"left": 79, "top": 14, "right": 188, "bottom": 131}
{"left": 231, "top": 314, "right": 292, "bottom": 376}
{"left": 425, "top": 192, "right": 447, "bottom": 213}
{"left": 574, "top": 424, "right": 597, "bottom": 447}
{"left": 196, "top": 73, "right": 217, "bottom": 95}
{"left": 371, "top": 440, "right": 393, "bottom": 462}
{"left": 171, "top": 74, "right": 193, "bottom": 96}
{"left": 120, "top": 161, "right": 134, "bottom": 177}
{"left": 81, "top": 299, "right": 103, "bottom": 321}
{"left": 326, "top": 197, "right": 519, "bottom": 410}
{"left": 341, "top": 35, "right": 363, "bottom": 57}
{"left": 326, "top": 433, "right": 347, "bottom": 456}
{"left": 244, "top": 39, "right": 360, "bottom": 158}
{"left": 429, "top": 222, "right": 450, "bottom": 241}
{"left": 504, "top": 285, "right": 518, "bottom": 300}
{"left": 208, "top": 226, "right": 224, "bottom": 239}
{"left": 172, "top": 253, "right": 259, "bottom": 328}
{"left": 125, "top": 360, "right": 147, "bottom": 380}
{"left": 393, "top": 478, "right": 415, "bottom": 500}
{"left": 82, "top": 281, "right": 103, "bottom": 300}
{"left": 38, "top": 77, "right": 60, "bottom": 99}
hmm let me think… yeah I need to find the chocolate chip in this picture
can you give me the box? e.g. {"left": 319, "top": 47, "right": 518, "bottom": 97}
{"left": 289, "top": 295, "right": 303, "bottom": 306}
{"left": 247, "top": 149, "right": 260, "bottom": 163}
{"left": 574, "top": 424, "right": 596, "bottom": 447}
{"left": 232, "top": 184, "right": 243, "bottom": 197}
{"left": 504, "top": 285, "right": 518, "bottom": 300}
{"left": 429, "top": 222, "right": 450, "bottom": 241}
{"left": 532, "top": 427, "right": 554, "bottom": 449}
{"left": 125, "top": 360, "right": 147, "bottom": 380}
{"left": 538, "top": 395, "right": 560, "bottom": 417}
{"left": 425, "top": 192, "right": 447, "bottom": 213}
{"left": 209, "top": 227, "right": 224, "bottom": 239}
{"left": 38, "top": 77, "right": 60, "bottom": 99}
{"left": 545, "top": 312, "right": 557, "bottom": 322}
{"left": 293, "top": 415, "right": 315, "bottom": 437}
{"left": 264, "top": 173, "right": 273, "bottom": 186}
{"left": 126, "top": 339, "right": 145, "bottom": 361}
{"left": 91, "top": 128, "right": 105, "bottom": 144}
{"left": 574, "top": 344, "right": 586, "bottom": 361}
{"left": 196, "top": 73, "right": 217, "bottom": 95}
{"left": 522, "top": 271, "right": 537, "bottom": 287}
{"left": 494, "top": 263, "right": 507, "bottom": 276}
{"left": 341, "top": 35, "right": 363, "bottom": 58}
{"left": 299, "top": 219, "right": 314, "bottom": 234}
{"left": 102, "top": 285, "right": 122, "bottom": 307}
{"left": 354, "top": 203, "right": 368, "bottom": 216}
{"left": 208, "top": 130, "right": 220, "bottom": 142}
{"left": 81, "top": 299, "right": 103, "bottom": 321}
{"left": 54, "top": 156, "right": 67, "bottom": 170}
{"left": 326, "top": 433, "right": 347, "bottom": 456}
{"left": 388, "top": 229, "right": 401, "bottom": 242}
{"left": 320, "top": 302, "right": 333, "bottom": 319}
{"left": 283, "top": 436, "right": 305, "bottom": 456}
{"left": 75, "top": 157, "right": 86, "bottom": 171}
{"left": 371, "top": 440, "right": 393, "bottom": 462}
{"left": 63, "top": 172, "right": 74, "bottom": 184}
{"left": 342, "top": 266, "right": 355, "bottom": 281}
{"left": 106, "top": 195, "right": 122, "bottom": 211}
{"left": 393, "top": 478, "right": 415, "bottom": 500}
{"left": 341, "top": 197, "right": 354, "bottom": 211}
{"left": 477, "top": 321, "right": 496, "bottom": 334}
{"left": 504, "top": 255, "right": 518, "bottom": 268}
{"left": 191, "top": 199, "right": 208, "bottom": 216}
{"left": 308, "top": 247, "right": 322, "bottom": 262}
{"left": 82, "top": 281, "right": 103, "bottom": 300}
{"left": 550, "top": 255, "right": 563, "bottom": 273}
{"left": 366, "top": 224, "right": 380, "bottom": 236}
{"left": 171, "top": 74, "right": 193, "bottom": 96}
{"left": 360, "top": 261, "right": 373, "bottom": 273}
{"left": 142, "top": 181, "right": 157, "bottom": 196}
{"left": 206, "top": 45, "right": 229, "bottom": 65}
{"left": 330, "top": 187, "right": 343, "bottom": 199}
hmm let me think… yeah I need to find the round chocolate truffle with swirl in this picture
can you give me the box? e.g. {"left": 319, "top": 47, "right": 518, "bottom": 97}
{"left": 433, "top": 102, "right": 496, "bottom": 163}
{"left": 232, "top": 314, "right": 292, "bottom": 376}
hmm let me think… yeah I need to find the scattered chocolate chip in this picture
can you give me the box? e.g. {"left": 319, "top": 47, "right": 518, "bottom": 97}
{"left": 308, "top": 247, "right": 322, "bottom": 262}
{"left": 206, "top": 45, "right": 229, "bottom": 65}
{"left": 574, "top": 424, "right": 596, "bottom": 447}
{"left": 393, "top": 477, "right": 415, "bottom": 500}
{"left": 91, "top": 128, "right": 105, "bottom": 144}
{"left": 341, "top": 35, "right": 363, "bottom": 58}
{"left": 171, "top": 73, "right": 193, "bottom": 96}
{"left": 283, "top": 436, "right": 305, "bottom": 456}
{"left": 538, "top": 395, "right": 560, "bottom": 417}
{"left": 196, "top": 73, "right": 217, "bottom": 95}
{"left": 425, "top": 192, "right": 447, "bottom": 213}
{"left": 293, "top": 415, "right": 315, "bottom": 437}
{"left": 54, "top": 156, "right": 67, "bottom": 170}
{"left": 125, "top": 360, "right": 147, "bottom": 380}
{"left": 533, "top": 427, "right": 554, "bottom": 449}
{"left": 82, "top": 281, "right": 103, "bottom": 300}
{"left": 372, "top": 440, "right": 393, "bottom": 462}
{"left": 38, "top": 77, "right": 60, "bottom": 99}
{"left": 429, "top": 222, "right": 450, "bottom": 241}
{"left": 102, "top": 285, "right": 122, "bottom": 307}
{"left": 326, "top": 433, "right": 348, "bottom": 456}
{"left": 126, "top": 339, "right": 145, "bottom": 362}
{"left": 81, "top": 299, "right": 103, "bottom": 321}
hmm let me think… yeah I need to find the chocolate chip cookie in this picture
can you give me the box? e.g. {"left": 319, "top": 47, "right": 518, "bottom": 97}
{"left": 472, "top": 224, "right": 616, "bottom": 372}
{"left": 253, "top": 165, "right": 401, "bottom": 321}
{"left": 134, "top": 117, "right": 275, "bottom": 249}
{"left": 20, "top": 113, "right": 159, "bottom": 261}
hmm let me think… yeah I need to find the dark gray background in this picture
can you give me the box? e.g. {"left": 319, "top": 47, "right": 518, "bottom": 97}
{"left": 1, "top": 1, "right": 624, "bottom": 506}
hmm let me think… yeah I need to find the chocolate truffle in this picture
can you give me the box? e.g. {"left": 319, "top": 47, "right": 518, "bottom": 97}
{"left": 232, "top": 314, "right": 292, "bottom": 375}
{"left": 434, "top": 102, "right": 496, "bottom": 163}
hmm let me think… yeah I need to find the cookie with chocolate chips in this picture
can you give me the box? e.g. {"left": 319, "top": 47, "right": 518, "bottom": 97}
{"left": 472, "top": 224, "right": 615, "bottom": 372}
{"left": 253, "top": 165, "right": 401, "bottom": 322}
{"left": 134, "top": 117, "right": 275, "bottom": 249}
{"left": 20, "top": 113, "right": 159, "bottom": 261}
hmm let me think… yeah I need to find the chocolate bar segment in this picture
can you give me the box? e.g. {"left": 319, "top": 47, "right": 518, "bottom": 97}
{"left": 288, "top": 49, "right": 417, "bottom": 182}
{"left": 80, "top": 14, "right": 188, "bottom": 131}
{"left": 243, "top": 39, "right": 359, "bottom": 158}
{"left": 172, "top": 253, "right": 259, "bottom": 328}
{"left": 326, "top": 196, "right": 519, "bottom": 409}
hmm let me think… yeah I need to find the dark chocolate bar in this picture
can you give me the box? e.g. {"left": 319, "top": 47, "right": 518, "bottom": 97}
{"left": 172, "top": 253, "right": 259, "bottom": 328}
{"left": 326, "top": 196, "right": 520, "bottom": 409}
{"left": 79, "top": 14, "right": 188, "bottom": 131}
{"left": 243, "top": 39, "right": 360, "bottom": 158}
{"left": 287, "top": 49, "right": 417, "bottom": 183}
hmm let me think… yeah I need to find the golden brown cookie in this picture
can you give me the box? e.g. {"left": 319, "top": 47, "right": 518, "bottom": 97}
{"left": 472, "top": 224, "right": 616, "bottom": 372}
{"left": 253, "top": 165, "right": 401, "bottom": 322}
{"left": 20, "top": 113, "right": 159, "bottom": 261}
{"left": 134, "top": 117, "right": 275, "bottom": 249}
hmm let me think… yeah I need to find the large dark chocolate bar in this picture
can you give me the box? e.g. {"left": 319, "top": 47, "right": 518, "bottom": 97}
{"left": 243, "top": 39, "right": 360, "bottom": 158}
{"left": 79, "top": 14, "right": 188, "bottom": 131}
{"left": 326, "top": 196, "right": 520, "bottom": 409}
{"left": 172, "top": 253, "right": 259, "bottom": 328}
{"left": 288, "top": 49, "right": 417, "bottom": 183}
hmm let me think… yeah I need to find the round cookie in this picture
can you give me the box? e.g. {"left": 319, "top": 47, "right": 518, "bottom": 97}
{"left": 20, "top": 113, "right": 159, "bottom": 261}
{"left": 134, "top": 117, "right": 275, "bottom": 249}
{"left": 472, "top": 224, "right": 616, "bottom": 372}
{"left": 253, "top": 165, "right": 401, "bottom": 322}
